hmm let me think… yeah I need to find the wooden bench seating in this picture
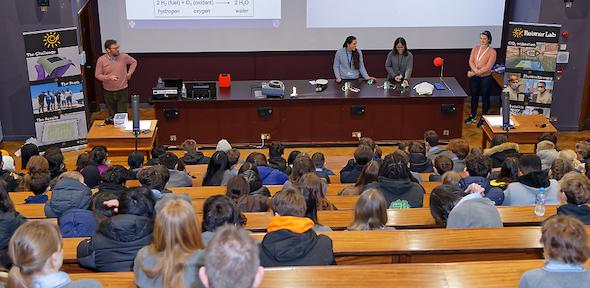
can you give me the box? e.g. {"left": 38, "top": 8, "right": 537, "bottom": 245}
{"left": 62, "top": 226, "right": 577, "bottom": 265}
{"left": 69, "top": 259, "right": 589, "bottom": 288}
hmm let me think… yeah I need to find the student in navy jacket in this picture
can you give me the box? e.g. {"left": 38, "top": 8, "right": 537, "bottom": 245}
{"left": 340, "top": 145, "right": 374, "bottom": 184}
{"left": 458, "top": 152, "right": 504, "bottom": 205}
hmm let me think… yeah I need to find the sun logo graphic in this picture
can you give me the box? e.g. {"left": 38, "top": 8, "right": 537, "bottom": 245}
{"left": 512, "top": 27, "right": 524, "bottom": 38}
{"left": 43, "top": 32, "right": 61, "bottom": 48}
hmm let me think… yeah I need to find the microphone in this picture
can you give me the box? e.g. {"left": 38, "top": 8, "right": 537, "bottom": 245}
{"left": 131, "top": 94, "right": 140, "bottom": 136}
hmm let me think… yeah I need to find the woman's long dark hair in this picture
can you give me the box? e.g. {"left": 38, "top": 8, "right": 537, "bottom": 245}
{"left": 202, "top": 151, "right": 229, "bottom": 186}
{"left": 0, "top": 183, "right": 16, "bottom": 213}
{"left": 393, "top": 37, "right": 408, "bottom": 56}
{"left": 343, "top": 36, "right": 360, "bottom": 70}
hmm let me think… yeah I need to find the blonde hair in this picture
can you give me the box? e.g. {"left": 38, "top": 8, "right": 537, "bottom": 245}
{"left": 348, "top": 189, "right": 388, "bottom": 231}
{"left": 8, "top": 221, "right": 62, "bottom": 288}
{"left": 560, "top": 172, "right": 590, "bottom": 205}
{"left": 558, "top": 149, "right": 582, "bottom": 168}
{"left": 138, "top": 200, "right": 204, "bottom": 288}
{"left": 536, "top": 140, "right": 555, "bottom": 152}
{"left": 441, "top": 171, "right": 462, "bottom": 186}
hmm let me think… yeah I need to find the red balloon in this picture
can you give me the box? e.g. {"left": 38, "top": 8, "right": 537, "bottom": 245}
{"left": 433, "top": 57, "right": 444, "bottom": 67}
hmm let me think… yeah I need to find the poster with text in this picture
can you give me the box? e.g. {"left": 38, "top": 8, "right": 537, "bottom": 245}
{"left": 23, "top": 27, "right": 88, "bottom": 150}
{"left": 504, "top": 22, "right": 560, "bottom": 118}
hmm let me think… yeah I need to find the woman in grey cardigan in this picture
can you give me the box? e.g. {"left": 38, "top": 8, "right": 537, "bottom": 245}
{"left": 333, "top": 36, "right": 376, "bottom": 83}
{"left": 385, "top": 37, "right": 413, "bottom": 87}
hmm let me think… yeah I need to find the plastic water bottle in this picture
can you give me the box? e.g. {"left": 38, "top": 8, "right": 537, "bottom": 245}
{"left": 181, "top": 83, "right": 187, "bottom": 98}
{"left": 534, "top": 187, "right": 546, "bottom": 216}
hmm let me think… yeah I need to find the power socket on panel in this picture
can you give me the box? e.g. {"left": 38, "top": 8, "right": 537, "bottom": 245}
{"left": 352, "top": 132, "right": 362, "bottom": 138}
{"left": 261, "top": 133, "right": 271, "bottom": 140}
{"left": 170, "top": 135, "right": 177, "bottom": 142}
{"left": 443, "top": 130, "right": 450, "bottom": 136}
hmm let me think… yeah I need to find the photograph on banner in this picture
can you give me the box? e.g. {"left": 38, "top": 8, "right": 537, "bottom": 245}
{"left": 30, "top": 76, "right": 85, "bottom": 115}
{"left": 25, "top": 46, "right": 81, "bottom": 81}
{"left": 504, "top": 72, "right": 554, "bottom": 104}
{"left": 34, "top": 111, "right": 88, "bottom": 148}
{"left": 506, "top": 42, "right": 558, "bottom": 73}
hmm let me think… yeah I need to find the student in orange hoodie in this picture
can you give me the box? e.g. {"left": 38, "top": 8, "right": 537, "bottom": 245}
{"left": 259, "top": 188, "right": 335, "bottom": 267}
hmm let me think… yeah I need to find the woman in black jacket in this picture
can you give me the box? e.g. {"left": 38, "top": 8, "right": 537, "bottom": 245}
{"left": 77, "top": 187, "right": 154, "bottom": 272}
{"left": 0, "top": 183, "right": 27, "bottom": 268}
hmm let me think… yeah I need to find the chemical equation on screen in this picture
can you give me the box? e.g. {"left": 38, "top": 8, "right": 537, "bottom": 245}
{"left": 154, "top": 0, "right": 254, "bottom": 18}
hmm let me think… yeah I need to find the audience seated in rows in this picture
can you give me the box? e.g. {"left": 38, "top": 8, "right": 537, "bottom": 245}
{"left": 126, "top": 151, "right": 144, "bottom": 180}
{"left": 0, "top": 182, "right": 26, "bottom": 269}
{"left": 44, "top": 146, "right": 67, "bottom": 184}
{"left": 23, "top": 155, "right": 49, "bottom": 192}
{"left": 201, "top": 195, "right": 246, "bottom": 245}
{"left": 283, "top": 154, "right": 328, "bottom": 194}
{"left": 340, "top": 145, "right": 373, "bottom": 184}
{"left": 0, "top": 157, "right": 19, "bottom": 192}
{"left": 549, "top": 158, "right": 574, "bottom": 181}
{"left": 226, "top": 175, "right": 270, "bottom": 213}
{"left": 490, "top": 157, "right": 519, "bottom": 191}
{"left": 484, "top": 135, "right": 520, "bottom": 168}
{"left": 348, "top": 188, "right": 393, "bottom": 231}
{"left": 181, "top": 139, "right": 210, "bottom": 165}
{"left": 227, "top": 149, "right": 241, "bottom": 176}
{"left": 556, "top": 172, "right": 590, "bottom": 224}
{"left": 409, "top": 141, "right": 434, "bottom": 173}
{"left": 424, "top": 130, "right": 448, "bottom": 161}
{"left": 430, "top": 184, "right": 502, "bottom": 228}
{"left": 97, "top": 165, "right": 128, "bottom": 197}
{"left": 441, "top": 171, "right": 462, "bottom": 187}
{"left": 249, "top": 153, "right": 288, "bottom": 185}
{"left": 147, "top": 145, "right": 166, "bottom": 166}
{"left": 575, "top": 141, "right": 590, "bottom": 164}
{"left": 45, "top": 171, "right": 92, "bottom": 219}
{"left": 364, "top": 150, "right": 425, "bottom": 208}
{"left": 215, "top": 139, "right": 232, "bottom": 153}
{"left": 77, "top": 187, "right": 155, "bottom": 272}
{"left": 259, "top": 188, "right": 335, "bottom": 267}
{"left": 20, "top": 143, "right": 39, "bottom": 170}
{"left": 429, "top": 155, "right": 454, "bottom": 182}
{"left": 537, "top": 140, "right": 559, "bottom": 171}
{"left": 137, "top": 165, "right": 172, "bottom": 201}
{"left": 558, "top": 149, "right": 582, "bottom": 172}
{"left": 312, "top": 152, "right": 333, "bottom": 183}
{"left": 238, "top": 162, "right": 271, "bottom": 197}
{"left": 159, "top": 152, "right": 192, "bottom": 188}
{"left": 339, "top": 160, "right": 380, "bottom": 196}
{"left": 285, "top": 150, "right": 301, "bottom": 175}
{"left": 7, "top": 221, "right": 101, "bottom": 287}
{"left": 268, "top": 141, "right": 287, "bottom": 173}
{"left": 447, "top": 138, "right": 469, "bottom": 173}
{"left": 298, "top": 173, "right": 336, "bottom": 232}
{"left": 519, "top": 215, "right": 590, "bottom": 288}
{"left": 202, "top": 151, "right": 233, "bottom": 187}
{"left": 503, "top": 155, "right": 561, "bottom": 206}
{"left": 458, "top": 151, "right": 504, "bottom": 205}
{"left": 24, "top": 171, "right": 50, "bottom": 203}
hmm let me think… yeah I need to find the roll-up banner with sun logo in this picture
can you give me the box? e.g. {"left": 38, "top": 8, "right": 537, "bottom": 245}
{"left": 23, "top": 27, "right": 88, "bottom": 151}
{"left": 503, "top": 22, "right": 561, "bottom": 118}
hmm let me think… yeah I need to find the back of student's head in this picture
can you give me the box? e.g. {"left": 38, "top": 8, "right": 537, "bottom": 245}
{"left": 151, "top": 144, "right": 167, "bottom": 160}
{"left": 409, "top": 141, "right": 426, "bottom": 155}
{"left": 182, "top": 139, "right": 198, "bottom": 153}
{"left": 25, "top": 170, "right": 49, "bottom": 196}
{"left": 536, "top": 140, "right": 555, "bottom": 152}
{"left": 297, "top": 173, "right": 324, "bottom": 223}
{"left": 429, "top": 185, "right": 462, "bottom": 225}
{"left": 380, "top": 151, "right": 411, "bottom": 180}
{"left": 227, "top": 149, "right": 241, "bottom": 167}
{"left": 289, "top": 154, "right": 315, "bottom": 182}
{"left": 269, "top": 142, "right": 284, "bottom": 158}
{"left": 101, "top": 165, "right": 128, "bottom": 186}
{"left": 199, "top": 225, "right": 263, "bottom": 288}
{"left": 128, "top": 151, "right": 145, "bottom": 170}
{"left": 560, "top": 172, "right": 590, "bottom": 205}
{"left": 247, "top": 152, "right": 266, "bottom": 166}
{"left": 541, "top": 215, "right": 590, "bottom": 265}
{"left": 558, "top": 149, "right": 577, "bottom": 163}
{"left": 434, "top": 156, "right": 454, "bottom": 175}
{"left": 465, "top": 153, "right": 492, "bottom": 177}
{"left": 119, "top": 187, "right": 155, "bottom": 218}
{"left": 518, "top": 154, "right": 542, "bottom": 175}
{"left": 311, "top": 152, "right": 325, "bottom": 169}
{"left": 43, "top": 146, "right": 65, "bottom": 178}
{"left": 354, "top": 145, "right": 374, "bottom": 166}
{"left": 271, "top": 188, "right": 306, "bottom": 217}
{"left": 8, "top": 221, "right": 62, "bottom": 287}
{"left": 203, "top": 151, "right": 230, "bottom": 185}
{"left": 358, "top": 137, "right": 376, "bottom": 151}
{"left": 355, "top": 160, "right": 380, "bottom": 187}
{"left": 424, "top": 130, "right": 439, "bottom": 147}
{"left": 26, "top": 155, "right": 49, "bottom": 175}
{"left": 137, "top": 166, "right": 166, "bottom": 191}
{"left": 159, "top": 152, "right": 182, "bottom": 170}
{"left": 538, "top": 132, "right": 558, "bottom": 145}
{"left": 550, "top": 158, "right": 574, "bottom": 181}
{"left": 56, "top": 170, "right": 84, "bottom": 184}
{"left": 226, "top": 175, "right": 250, "bottom": 201}
{"left": 497, "top": 157, "right": 520, "bottom": 183}
{"left": 575, "top": 141, "right": 590, "bottom": 160}
{"left": 441, "top": 171, "right": 462, "bottom": 187}
{"left": 202, "top": 195, "right": 245, "bottom": 232}
{"left": 490, "top": 134, "right": 509, "bottom": 148}
{"left": 90, "top": 146, "right": 108, "bottom": 165}
{"left": 92, "top": 191, "right": 118, "bottom": 222}
{"left": 20, "top": 143, "right": 39, "bottom": 170}
{"left": 76, "top": 152, "right": 90, "bottom": 171}
{"left": 448, "top": 139, "right": 469, "bottom": 160}
{"left": 287, "top": 151, "right": 301, "bottom": 166}
{"left": 139, "top": 199, "right": 204, "bottom": 287}
{"left": 0, "top": 185, "right": 15, "bottom": 213}
{"left": 239, "top": 162, "right": 263, "bottom": 192}
{"left": 349, "top": 189, "right": 388, "bottom": 231}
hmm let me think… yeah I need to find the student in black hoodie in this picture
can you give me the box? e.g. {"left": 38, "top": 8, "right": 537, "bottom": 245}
{"left": 127, "top": 151, "right": 144, "bottom": 180}
{"left": 340, "top": 145, "right": 373, "bottom": 183}
{"left": 268, "top": 141, "right": 287, "bottom": 173}
{"left": 43, "top": 146, "right": 67, "bottom": 181}
{"left": 98, "top": 165, "right": 128, "bottom": 197}
{"left": 181, "top": 139, "right": 210, "bottom": 165}
{"left": 0, "top": 182, "right": 27, "bottom": 268}
{"left": 259, "top": 188, "right": 335, "bottom": 267}
{"left": 557, "top": 172, "right": 590, "bottom": 224}
{"left": 408, "top": 141, "right": 434, "bottom": 173}
{"left": 363, "top": 150, "right": 425, "bottom": 208}
{"left": 77, "top": 187, "right": 154, "bottom": 272}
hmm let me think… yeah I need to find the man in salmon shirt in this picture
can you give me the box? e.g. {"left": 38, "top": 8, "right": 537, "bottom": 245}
{"left": 95, "top": 39, "right": 137, "bottom": 119}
